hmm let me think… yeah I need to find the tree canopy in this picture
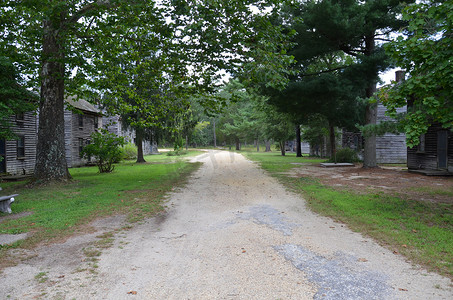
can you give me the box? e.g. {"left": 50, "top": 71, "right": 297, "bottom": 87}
{"left": 0, "top": 0, "right": 294, "bottom": 181}
{"left": 380, "top": 0, "right": 453, "bottom": 147}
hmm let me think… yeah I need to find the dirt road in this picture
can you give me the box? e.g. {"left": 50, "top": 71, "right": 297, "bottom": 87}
{"left": 1, "top": 150, "right": 452, "bottom": 299}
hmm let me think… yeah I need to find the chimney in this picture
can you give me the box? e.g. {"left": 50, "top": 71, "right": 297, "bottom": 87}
{"left": 395, "top": 70, "right": 405, "bottom": 83}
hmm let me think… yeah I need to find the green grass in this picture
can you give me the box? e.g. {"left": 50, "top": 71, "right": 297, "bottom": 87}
{"left": 0, "top": 152, "right": 203, "bottom": 251}
{"left": 244, "top": 151, "right": 453, "bottom": 278}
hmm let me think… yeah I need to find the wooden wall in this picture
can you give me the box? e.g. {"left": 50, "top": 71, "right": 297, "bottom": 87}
{"left": 407, "top": 123, "right": 453, "bottom": 171}
{"left": 375, "top": 102, "right": 407, "bottom": 164}
{"left": 3, "top": 112, "right": 37, "bottom": 176}
{"left": 65, "top": 111, "right": 101, "bottom": 167}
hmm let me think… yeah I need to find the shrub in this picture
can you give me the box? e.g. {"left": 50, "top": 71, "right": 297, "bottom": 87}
{"left": 82, "top": 129, "right": 125, "bottom": 173}
{"left": 121, "top": 143, "right": 137, "bottom": 160}
{"left": 329, "top": 148, "right": 360, "bottom": 163}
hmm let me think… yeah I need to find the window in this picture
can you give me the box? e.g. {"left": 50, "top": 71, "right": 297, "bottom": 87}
{"left": 16, "top": 113, "right": 25, "bottom": 121}
{"left": 418, "top": 134, "right": 426, "bottom": 153}
{"left": 79, "top": 138, "right": 84, "bottom": 158}
{"left": 0, "top": 139, "right": 6, "bottom": 173}
{"left": 78, "top": 114, "right": 84, "bottom": 128}
{"left": 16, "top": 113, "right": 25, "bottom": 127}
{"left": 94, "top": 116, "right": 99, "bottom": 129}
{"left": 17, "top": 136, "right": 25, "bottom": 158}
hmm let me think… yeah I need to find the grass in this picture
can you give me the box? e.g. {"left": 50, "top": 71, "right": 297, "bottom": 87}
{"left": 0, "top": 151, "right": 203, "bottom": 263}
{"left": 243, "top": 151, "right": 453, "bottom": 278}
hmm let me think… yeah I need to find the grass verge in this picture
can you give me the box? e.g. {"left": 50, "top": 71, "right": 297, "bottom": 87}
{"left": 243, "top": 151, "right": 453, "bottom": 279}
{"left": 0, "top": 151, "right": 203, "bottom": 268}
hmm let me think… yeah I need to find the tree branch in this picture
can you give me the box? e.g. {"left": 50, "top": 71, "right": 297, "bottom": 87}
{"left": 300, "top": 66, "right": 348, "bottom": 77}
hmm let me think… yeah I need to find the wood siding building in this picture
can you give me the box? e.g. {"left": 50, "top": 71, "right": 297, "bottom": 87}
{"left": 375, "top": 101, "right": 407, "bottom": 164}
{"left": 0, "top": 112, "right": 37, "bottom": 176}
{"left": 64, "top": 97, "right": 102, "bottom": 167}
{"left": 407, "top": 123, "right": 453, "bottom": 173}
{"left": 103, "top": 115, "right": 158, "bottom": 155}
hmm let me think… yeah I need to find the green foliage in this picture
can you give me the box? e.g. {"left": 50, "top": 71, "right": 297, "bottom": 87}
{"left": 121, "top": 143, "right": 138, "bottom": 161}
{"left": 0, "top": 56, "right": 38, "bottom": 139}
{"left": 381, "top": 0, "right": 453, "bottom": 147}
{"left": 328, "top": 148, "right": 360, "bottom": 163}
{"left": 82, "top": 129, "right": 125, "bottom": 173}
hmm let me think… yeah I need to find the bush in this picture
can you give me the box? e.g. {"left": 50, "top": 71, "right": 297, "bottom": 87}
{"left": 82, "top": 129, "right": 125, "bottom": 173}
{"left": 166, "top": 149, "right": 188, "bottom": 156}
{"left": 329, "top": 148, "right": 360, "bottom": 163}
{"left": 121, "top": 143, "right": 137, "bottom": 160}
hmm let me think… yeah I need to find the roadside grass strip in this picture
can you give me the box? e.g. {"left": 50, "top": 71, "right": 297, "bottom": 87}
{"left": 0, "top": 152, "right": 202, "bottom": 253}
{"left": 244, "top": 151, "right": 453, "bottom": 279}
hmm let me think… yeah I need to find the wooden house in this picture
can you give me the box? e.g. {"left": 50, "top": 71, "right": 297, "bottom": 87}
{"left": 407, "top": 123, "right": 452, "bottom": 174}
{"left": 103, "top": 115, "right": 158, "bottom": 154}
{"left": 64, "top": 97, "right": 102, "bottom": 167}
{"left": 0, "top": 112, "right": 37, "bottom": 177}
{"left": 342, "top": 71, "right": 407, "bottom": 164}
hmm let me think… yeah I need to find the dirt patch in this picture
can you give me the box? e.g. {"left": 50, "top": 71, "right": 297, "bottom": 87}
{"left": 290, "top": 164, "right": 453, "bottom": 204}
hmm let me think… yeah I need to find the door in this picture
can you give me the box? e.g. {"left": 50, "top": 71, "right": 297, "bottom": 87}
{"left": 437, "top": 131, "right": 448, "bottom": 169}
{"left": 0, "top": 139, "right": 6, "bottom": 173}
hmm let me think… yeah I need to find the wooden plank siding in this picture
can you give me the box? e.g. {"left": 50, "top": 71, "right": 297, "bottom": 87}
{"left": 2, "top": 112, "right": 37, "bottom": 176}
{"left": 375, "top": 101, "right": 407, "bottom": 164}
{"left": 407, "top": 123, "right": 453, "bottom": 172}
{"left": 64, "top": 111, "right": 101, "bottom": 167}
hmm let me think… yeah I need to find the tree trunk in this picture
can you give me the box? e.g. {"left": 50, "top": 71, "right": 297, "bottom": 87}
{"left": 34, "top": 19, "right": 71, "bottom": 181}
{"left": 279, "top": 141, "right": 286, "bottom": 156}
{"left": 185, "top": 135, "right": 188, "bottom": 150}
{"left": 329, "top": 123, "right": 336, "bottom": 162}
{"left": 136, "top": 129, "right": 146, "bottom": 163}
{"left": 296, "top": 125, "right": 302, "bottom": 157}
{"left": 213, "top": 118, "right": 216, "bottom": 148}
{"left": 256, "top": 139, "right": 259, "bottom": 152}
{"left": 363, "top": 34, "right": 378, "bottom": 168}
{"left": 265, "top": 140, "right": 271, "bottom": 152}
{"left": 235, "top": 138, "right": 240, "bottom": 151}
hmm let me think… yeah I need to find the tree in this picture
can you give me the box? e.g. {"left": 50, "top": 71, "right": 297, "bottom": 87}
{"left": 0, "top": 56, "right": 37, "bottom": 139}
{"left": 380, "top": 0, "right": 453, "bottom": 147}
{"left": 1, "top": 0, "right": 294, "bottom": 181}
{"left": 278, "top": 0, "right": 413, "bottom": 167}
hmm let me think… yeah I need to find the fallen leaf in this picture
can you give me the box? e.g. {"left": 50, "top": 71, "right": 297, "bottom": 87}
{"left": 242, "top": 250, "right": 246, "bottom": 253}
{"left": 398, "top": 288, "right": 408, "bottom": 292}
{"left": 412, "top": 229, "right": 417, "bottom": 233}
{"left": 57, "top": 275, "right": 65, "bottom": 278}
{"left": 402, "top": 244, "right": 407, "bottom": 248}
{"left": 127, "top": 291, "right": 137, "bottom": 295}
{"left": 329, "top": 226, "right": 335, "bottom": 229}
{"left": 393, "top": 250, "right": 399, "bottom": 255}
{"left": 358, "top": 258, "right": 368, "bottom": 262}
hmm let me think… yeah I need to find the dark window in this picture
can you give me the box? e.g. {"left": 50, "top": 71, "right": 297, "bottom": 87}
{"left": 17, "top": 136, "right": 25, "bottom": 158}
{"left": 16, "top": 113, "right": 25, "bottom": 121}
{"left": 79, "top": 138, "right": 84, "bottom": 158}
{"left": 0, "top": 139, "right": 6, "bottom": 173}
{"left": 418, "top": 134, "right": 426, "bottom": 153}
{"left": 78, "top": 114, "right": 84, "bottom": 128}
{"left": 16, "top": 113, "right": 25, "bottom": 127}
{"left": 94, "top": 116, "right": 99, "bottom": 129}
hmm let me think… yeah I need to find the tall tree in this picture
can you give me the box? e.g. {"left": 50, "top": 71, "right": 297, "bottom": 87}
{"left": 1, "top": 0, "right": 293, "bottom": 181}
{"left": 279, "top": 0, "right": 413, "bottom": 167}
{"left": 380, "top": 0, "right": 453, "bottom": 147}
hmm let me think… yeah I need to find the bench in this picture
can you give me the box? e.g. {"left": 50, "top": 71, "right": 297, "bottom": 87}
{"left": 0, "top": 194, "right": 18, "bottom": 214}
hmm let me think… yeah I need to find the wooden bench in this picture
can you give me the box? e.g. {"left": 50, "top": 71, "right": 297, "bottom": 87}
{"left": 0, "top": 194, "right": 18, "bottom": 214}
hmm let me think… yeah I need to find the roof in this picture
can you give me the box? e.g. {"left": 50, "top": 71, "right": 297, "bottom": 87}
{"left": 65, "top": 96, "right": 101, "bottom": 115}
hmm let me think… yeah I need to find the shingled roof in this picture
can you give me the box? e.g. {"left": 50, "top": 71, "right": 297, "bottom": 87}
{"left": 65, "top": 96, "right": 101, "bottom": 115}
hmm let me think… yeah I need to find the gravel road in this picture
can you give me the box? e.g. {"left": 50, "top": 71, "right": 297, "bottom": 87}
{"left": 1, "top": 150, "right": 452, "bottom": 299}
